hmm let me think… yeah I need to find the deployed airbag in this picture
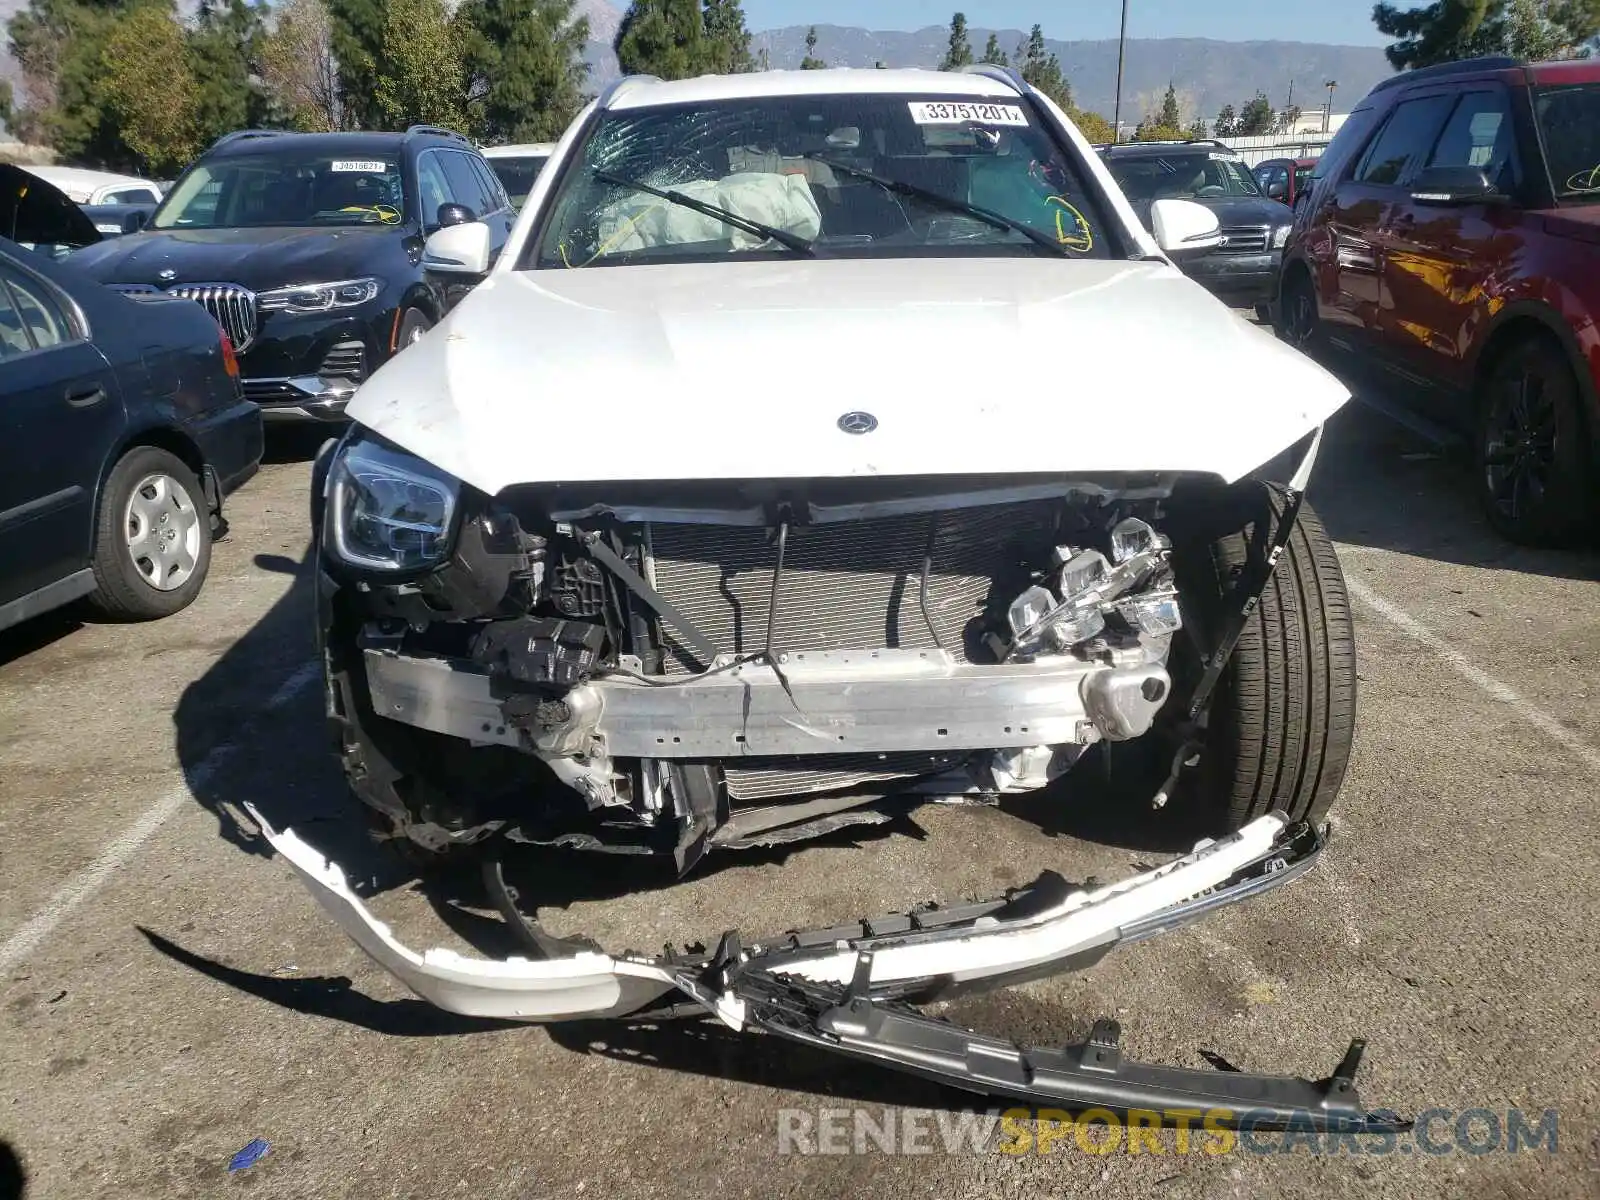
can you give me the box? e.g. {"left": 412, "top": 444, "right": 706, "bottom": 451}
{"left": 598, "top": 172, "right": 822, "bottom": 251}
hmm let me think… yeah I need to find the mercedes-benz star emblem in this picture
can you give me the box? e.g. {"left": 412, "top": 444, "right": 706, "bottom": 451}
{"left": 837, "top": 411, "right": 878, "bottom": 435}
{"left": 157, "top": 268, "right": 177, "bottom": 281}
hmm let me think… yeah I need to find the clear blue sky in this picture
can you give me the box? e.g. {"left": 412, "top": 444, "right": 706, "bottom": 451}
{"left": 739, "top": 1, "right": 1393, "bottom": 45}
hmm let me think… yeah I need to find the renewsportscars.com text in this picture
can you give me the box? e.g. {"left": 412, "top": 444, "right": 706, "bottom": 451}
{"left": 776, "top": 1107, "right": 1559, "bottom": 1157}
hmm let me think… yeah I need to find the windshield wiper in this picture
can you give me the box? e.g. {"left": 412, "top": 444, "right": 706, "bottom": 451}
{"left": 590, "top": 169, "right": 815, "bottom": 256}
{"left": 803, "top": 153, "right": 1074, "bottom": 258}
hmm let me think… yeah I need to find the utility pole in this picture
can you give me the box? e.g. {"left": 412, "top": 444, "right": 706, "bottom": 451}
{"left": 1113, "top": 0, "right": 1130, "bottom": 143}
{"left": 1323, "top": 80, "right": 1337, "bottom": 133}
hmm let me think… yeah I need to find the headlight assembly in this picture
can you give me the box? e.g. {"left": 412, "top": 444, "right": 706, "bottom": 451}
{"left": 327, "top": 436, "right": 460, "bottom": 572}
{"left": 258, "top": 277, "right": 382, "bottom": 313}
{"left": 1272, "top": 225, "right": 1292, "bottom": 250}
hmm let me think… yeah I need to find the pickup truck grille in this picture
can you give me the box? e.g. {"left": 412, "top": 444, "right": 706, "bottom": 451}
{"left": 1219, "top": 226, "right": 1269, "bottom": 254}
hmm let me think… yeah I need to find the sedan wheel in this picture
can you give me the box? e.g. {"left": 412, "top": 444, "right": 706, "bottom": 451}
{"left": 86, "top": 446, "right": 213, "bottom": 621}
{"left": 125, "top": 472, "right": 203, "bottom": 590}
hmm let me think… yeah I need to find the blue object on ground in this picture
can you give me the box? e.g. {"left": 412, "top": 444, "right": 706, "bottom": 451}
{"left": 228, "top": 1139, "right": 269, "bottom": 1173}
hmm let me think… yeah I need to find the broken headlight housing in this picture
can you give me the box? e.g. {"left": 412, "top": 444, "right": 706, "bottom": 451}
{"left": 326, "top": 436, "right": 460, "bottom": 572}
{"left": 1004, "top": 519, "right": 1181, "bottom": 658}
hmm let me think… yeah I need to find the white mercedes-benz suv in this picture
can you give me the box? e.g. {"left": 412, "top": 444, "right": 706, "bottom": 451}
{"left": 256, "top": 65, "right": 1386, "bottom": 1126}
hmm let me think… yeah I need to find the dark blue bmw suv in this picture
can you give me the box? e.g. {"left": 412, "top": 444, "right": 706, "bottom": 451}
{"left": 70, "top": 126, "right": 516, "bottom": 422}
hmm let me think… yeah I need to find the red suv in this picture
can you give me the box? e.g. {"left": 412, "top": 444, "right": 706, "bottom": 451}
{"left": 1278, "top": 56, "right": 1600, "bottom": 544}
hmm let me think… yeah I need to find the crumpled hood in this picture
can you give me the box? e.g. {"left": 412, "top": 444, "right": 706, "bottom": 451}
{"left": 69, "top": 224, "right": 409, "bottom": 289}
{"left": 350, "top": 257, "right": 1351, "bottom": 493}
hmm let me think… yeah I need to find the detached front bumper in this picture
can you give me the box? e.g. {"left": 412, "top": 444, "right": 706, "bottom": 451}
{"left": 250, "top": 805, "right": 1400, "bottom": 1128}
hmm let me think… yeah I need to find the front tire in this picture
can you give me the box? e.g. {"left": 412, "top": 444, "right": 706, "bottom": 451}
{"left": 1172, "top": 483, "right": 1356, "bottom": 832}
{"left": 396, "top": 307, "right": 433, "bottom": 350}
{"left": 1475, "top": 334, "right": 1595, "bottom": 546}
{"left": 86, "top": 446, "right": 212, "bottom": 621}
{"left": 1279, "top": 266, "right": 1322, "bottom": 353}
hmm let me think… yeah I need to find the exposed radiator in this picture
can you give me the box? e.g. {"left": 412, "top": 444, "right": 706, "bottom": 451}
{"left": 723, "top": 752, "right": 964, "bottom": 803}
{"left": 644, "top": 500, "right": 1061, "bottom": 674}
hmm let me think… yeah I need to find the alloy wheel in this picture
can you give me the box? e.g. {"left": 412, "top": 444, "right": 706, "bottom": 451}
{"left": 1482, "top": 366, "right": 1558, "bottom": 524}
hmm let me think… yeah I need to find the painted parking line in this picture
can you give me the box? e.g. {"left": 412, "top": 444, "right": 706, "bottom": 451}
{"left": 0, "top": 661, "right": 320, "bottom": 974}
{"left": 1346, "top": 575, "right": 1600, "bottom": 776}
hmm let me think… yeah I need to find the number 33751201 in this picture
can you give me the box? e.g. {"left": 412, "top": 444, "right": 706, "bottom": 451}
{"left": 908, "top": 101, "right": 1029, "bottom": 127}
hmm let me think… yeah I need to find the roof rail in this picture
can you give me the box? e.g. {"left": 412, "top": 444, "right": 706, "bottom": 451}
{"left": 961, "top": 63, "right": 1029, "bottom": 95}
{"left": 1370, "top": 55, "right": 1520, "bottom": 94}
{"left": 209, "top": 129, "right": 287, "bottom": 151}
{"left": 597, "top": 74, "right": 663, "bottom": 110}
{"left": 405, "top": 124, "right": 469, "bottom": 143}
{"left": 1184, "top": 138, "right": 1235, "bottom": 150}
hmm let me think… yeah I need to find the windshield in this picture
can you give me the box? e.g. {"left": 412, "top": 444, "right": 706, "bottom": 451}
{"left": 1535, "top": 83, "right": 1600, "bottom": 204}
{"left": 1105, "top": 152, "right": 1263, "bottom": 203}
{"left": 533, "top": 95, "right": 1112, "bottom": 268}
{"left": 153, "top": 152, "right": 407, "bottom": 229}
{"left": 488, "top": 155, "right": 550, "bottom": 208}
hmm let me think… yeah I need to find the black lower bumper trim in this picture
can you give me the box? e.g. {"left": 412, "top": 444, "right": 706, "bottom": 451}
{"left": 737, "top": 968, "right": 1404, "bottom": 1131}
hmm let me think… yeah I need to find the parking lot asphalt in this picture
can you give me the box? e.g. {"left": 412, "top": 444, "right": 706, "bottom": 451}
{"left": 4, "top": 374, "right": 1600, "bottom": 1199}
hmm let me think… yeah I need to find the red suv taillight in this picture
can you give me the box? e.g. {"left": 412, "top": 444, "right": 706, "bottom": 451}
{"left": 219, "top": 331, "right": 240, "bottom": 379}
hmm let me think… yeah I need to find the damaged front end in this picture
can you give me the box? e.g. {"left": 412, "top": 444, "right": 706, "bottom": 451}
{"left": 274, "top": 426, "right": 1400, "bottom": 1126}
{"left": 316, "top": 432, "right": 1219, "bottom": 867}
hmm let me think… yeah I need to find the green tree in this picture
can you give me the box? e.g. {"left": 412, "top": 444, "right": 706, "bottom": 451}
{"left": 460, "top": 0, "right": 589, "bottom": 140}
{"left": 7, "top": 0, "right": 134, "bottom": 165}
{"left": 1274, "top": 103, "right": 1303, "bottom": 134}
{"left": 940, "top": 11, "right": 973, "bottom": 70}
{"left": 1015, "top": 24, "right": 1069, "bottom": 108}
{"left": 1073, "top": 109, "right": 1115, "bottom": 142}
{"left": 980, "top": 31, "right": 1007, "bottom": 65}
{"left": 100, "top": 2, "right": 199, "bottom": 174}
{"left": 372, "top": 0, "right": 467, "bottom": 130}
{"left": 0, "top": 79, "right": 13, "bottom": 136}
{"left": 1156, "top": 82, "right": 1181, "bottom": 129}
{"left": 1133, "top": 116, "right": 1184, "bottom": 141}
{"left": 702, "top": 0, "right": 754, "bottom": 72}
{"left": 189, "top": 0, "right": 270, "bottom": 145}
{"left": 1372, "top": 0, "right": 1507, "bottom": 69}
{"left": 1214, "top": 103, "right": 1238, "bottom": 136}
{"left": 457, "top": 0, "right": 588, "bottom": 140}
{"left": 1186, "top": 116, "right": 1210, "bottom": 138}
{"left": 1506, "top": 0, "right": 1569, "bottom": 56}
{"left": 260, "top": 0, "right": 342, "bottom": 131}
{"left": 615, "top": 0, "right": 707, "bottom": 78}
{"left": 799, "top": 25, "right": 825, "bottom": 69}
{"left": 1237, "top": 91, "right": 1275, "bottom": 135}
{"left": 326, "top": 0, "right": 386, "bottom": 128}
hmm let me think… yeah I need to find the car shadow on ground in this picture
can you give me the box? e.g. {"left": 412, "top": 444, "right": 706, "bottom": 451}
{"left": 261, "top": 425, "right": 337, "bottom": 466}
{"left": 1308, "top": 385, "right": 1600, "bottom": 580}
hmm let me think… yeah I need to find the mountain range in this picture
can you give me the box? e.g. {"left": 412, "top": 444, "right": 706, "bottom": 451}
{"left": 4, "top": 0, "right": 1393, "bottom": 142}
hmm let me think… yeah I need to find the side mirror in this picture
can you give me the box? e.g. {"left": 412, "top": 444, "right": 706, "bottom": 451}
{"left": 123, "top": 210, "right": 149, "bottom": 234}
{"left": 1266, "top": 181, "right": 1287, "bottom": 200}
{"left": 1410, "top": 166, "right": 1502, "bottom": 206}
{"left": 1149, "top": 198, "right": 1224, "bottom": 259}
{"left": 423, "top": 220, "right": 493, "bottom": 275}
{"left": 435, "top": 202, "right": 477, "bottom": 229}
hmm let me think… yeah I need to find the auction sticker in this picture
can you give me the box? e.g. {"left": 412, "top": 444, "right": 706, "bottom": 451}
{"left": 331, "top": 160, "right": 389, "bottom": 173}
{"left": 909, "top": 101, "right": 1028, "bottom": 126}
